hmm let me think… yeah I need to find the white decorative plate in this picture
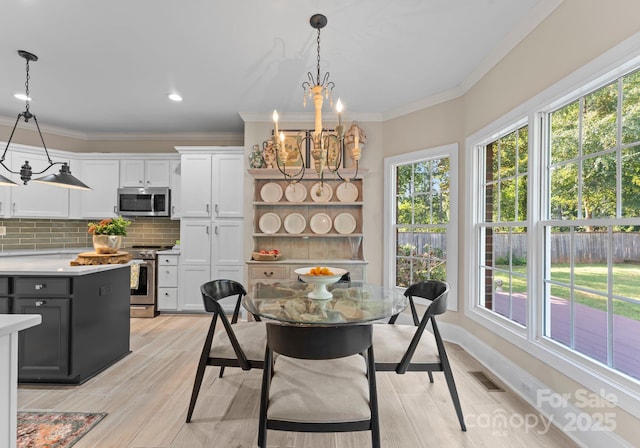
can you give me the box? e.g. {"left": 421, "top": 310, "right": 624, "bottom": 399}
{"left": 336, "top": 182, "right": 359, "bottom": 202}
{"left": 260, "top": 182, "right": 283, "bottom": 202}
{"left": 310, "top": 182, "right": 333, "bottom": 202}
{"left": 309, "top": 213, "right": 332, "bottom": 234}
{"left": 334, "top": 213, "right": 357, "bottom": 234}
{"left": 258, "top": 212, "right": 281, "bottom": 234}
{"left": 283, "top": 213, "right": 306, "bottom": 234}
{"left": 284, "top": 183, "right": 307, "bottom": 202}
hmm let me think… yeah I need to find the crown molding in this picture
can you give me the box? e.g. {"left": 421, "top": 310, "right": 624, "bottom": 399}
{"left": 384, "top": 0, "right": 564, "bottom": 122}
{"left": 84, "top": 132, "right": 242, "bottom": 141}
{"left": 0, "top": 115, "right": 91, "bottom": 140}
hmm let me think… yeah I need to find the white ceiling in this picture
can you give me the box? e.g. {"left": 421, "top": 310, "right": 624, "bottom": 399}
{"left": 0, "top": 0, "right": 559, "bottom": 139}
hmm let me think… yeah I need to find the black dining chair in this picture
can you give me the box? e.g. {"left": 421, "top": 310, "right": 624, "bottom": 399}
{"left": 258, "top": 323, "right": 380, "bottom": 448}
{"left": 186, "top": 279, "right": 266, "bottom": 423}
{"left": 373, "top": 280, "right": 466, "bottom": 431}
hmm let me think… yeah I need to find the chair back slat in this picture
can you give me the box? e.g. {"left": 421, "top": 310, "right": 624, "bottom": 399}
{"left": 266, "top": 324, "right": 372, "bottom": 360}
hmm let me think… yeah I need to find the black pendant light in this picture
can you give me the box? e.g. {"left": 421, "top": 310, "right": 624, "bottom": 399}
{"left": 0, "top": 50, "right": 91, "bottom": 190}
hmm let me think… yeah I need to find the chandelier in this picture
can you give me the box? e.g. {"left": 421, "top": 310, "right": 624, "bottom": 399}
{"left": 0, "top": 50, "right": 91, "bottom": 190}
{"left": 271, "top": 14, "right": 361, "bottom": 184}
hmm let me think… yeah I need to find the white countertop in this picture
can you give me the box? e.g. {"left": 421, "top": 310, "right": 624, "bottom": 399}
{"left": 0, "top": 254, "right": 133, "bottom": 276}
{"left": 0, "top": 314, "right": 41, "bottom": 337}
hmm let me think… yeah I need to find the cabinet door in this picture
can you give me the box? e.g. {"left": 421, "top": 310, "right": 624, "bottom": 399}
{"left": 169, "top": 159, "right": 181, "bottom": 219}
{"left": 180, "top": 219, "right": 211, "bottom": 265}
{"left": 145, "top": 160, "right": 170, "bottom": 187}
{"left": 15, "top": 297, "right": 71, "bottom": 379}
{"left": 212, "top": 154, "right": 244, "bottom": 218}
{"left": 9, "top": 151, "right": 70, "bottom": 218}
{"left": 79, "top": 159, "right": 120, "bottom": 218}
{"left": 178, "top": 265, "right": 208, "bottom": 312}
{"left": 180, "top": 154, "right": 212, "bottom": 217}
{"left": 119, "top": 160, "right": 145, "bottom": 187}
{"left": 212, "top": 219, "right": 244, "bottom": 265}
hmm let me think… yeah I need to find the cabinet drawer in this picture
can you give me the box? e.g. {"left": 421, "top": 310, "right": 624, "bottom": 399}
{"left": 15, "top": 278, "right": 71, "bottom": 296}
{"left": 158, "top": 255, "right": 178, "bottom": 266}
{"left": 250, "top": 266, "right": 286, "bottom": 280}
{"left": 0, "top": 277, "right": 8, "bottom": 295}
{"left": 157, "top": 266, "right": 178, "bottom": 287}
{"left": 158, "top": 287, "right": 178, "bottom": 310}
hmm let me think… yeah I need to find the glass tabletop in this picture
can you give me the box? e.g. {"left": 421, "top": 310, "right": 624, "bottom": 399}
{"left": 243, "top": 281, "right": 408, "bottom": 325}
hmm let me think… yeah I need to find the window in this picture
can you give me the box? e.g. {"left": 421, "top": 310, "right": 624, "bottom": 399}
{"left": 469, "top": 57, "right": 640, "bottom": 402}
{"left": 384, "top": 144, "right": 458, "bottom": 306}
{"left": 478, "top": 126, "right": 529, "bottom": 326}
{"left": 543, "top": 71, "right": 640, "bottom": 379}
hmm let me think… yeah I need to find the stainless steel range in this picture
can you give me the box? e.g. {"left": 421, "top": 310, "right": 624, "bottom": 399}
{"left": 128, "top": 245, "right": 171, "bottom": 318}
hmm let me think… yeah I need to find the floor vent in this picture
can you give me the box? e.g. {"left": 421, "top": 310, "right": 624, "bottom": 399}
{"left": 469, "top": 371, "right": 504, "bottom": 392}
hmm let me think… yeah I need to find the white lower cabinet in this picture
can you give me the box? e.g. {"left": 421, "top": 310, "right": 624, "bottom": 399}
{"left": 157, "top": 253, "right": 179, "bottom": 311}
{"left": 178, "top": 218, "right": 244, "bottom": 312}
{"left": 179, "top": 265, "right": 211, "bottom": 312}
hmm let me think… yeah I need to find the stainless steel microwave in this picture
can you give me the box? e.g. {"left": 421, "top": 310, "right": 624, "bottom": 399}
{"left": 117, "top": 187, "right": 171, "bottom": 217}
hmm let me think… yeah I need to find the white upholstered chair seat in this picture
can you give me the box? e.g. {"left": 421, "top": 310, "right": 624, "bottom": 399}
{"left": 210, "top": 322, "right": 266, "bottom": 362}
{"left": 373, "top": 324, "right": 439, "bottom": 364}
{"left": 267, "top": 354, "right": 370, "bottom": 423}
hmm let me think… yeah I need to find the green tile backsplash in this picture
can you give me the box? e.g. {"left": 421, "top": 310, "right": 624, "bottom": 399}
{"left": 0, "top": 217, "right": 180, "bottom": 251}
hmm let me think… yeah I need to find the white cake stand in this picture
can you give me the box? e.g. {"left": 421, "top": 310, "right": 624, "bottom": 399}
{"left": 295, "top": 267, "right": 347, "bottom": 300}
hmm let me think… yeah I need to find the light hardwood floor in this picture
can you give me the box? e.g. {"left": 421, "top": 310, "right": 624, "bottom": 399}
{"left": 18, "top": 315, "right": 577, "bottom": 447}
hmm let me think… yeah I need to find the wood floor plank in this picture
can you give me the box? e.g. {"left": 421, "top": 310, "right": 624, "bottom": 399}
{"left": 16, "top": 315, "right": 578, "bottom": 448}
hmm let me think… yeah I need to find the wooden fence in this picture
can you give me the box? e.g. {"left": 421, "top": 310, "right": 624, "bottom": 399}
{"left": 398, "top": 232, "right": 640, "bottom": 263}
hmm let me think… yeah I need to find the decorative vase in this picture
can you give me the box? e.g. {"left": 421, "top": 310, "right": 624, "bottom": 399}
{"left": 93, "top": 235, "right": 123, "bottom": 254}
{"left": 249, "top": 144, "right": 265, "bottom": 168}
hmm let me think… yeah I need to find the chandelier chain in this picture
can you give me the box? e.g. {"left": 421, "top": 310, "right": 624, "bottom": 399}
{"left": 24, "top": 58, "right": 31, "bottom": 114}
{"left": 316, "top": 27, "right": 322, "bottom": 86}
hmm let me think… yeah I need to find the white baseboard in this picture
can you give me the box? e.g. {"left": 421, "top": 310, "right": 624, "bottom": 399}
{"left": 434, "top": 321, "right": 634, "bottom": 448}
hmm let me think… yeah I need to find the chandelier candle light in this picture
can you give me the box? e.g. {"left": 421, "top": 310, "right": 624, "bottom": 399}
{"left": 272, "top": 14, "right": 359, "bottom": 185}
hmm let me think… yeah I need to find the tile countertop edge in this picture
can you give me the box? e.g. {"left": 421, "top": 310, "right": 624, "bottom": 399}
{"left": 0, "top": 314, "right": 42, "bottom": 337}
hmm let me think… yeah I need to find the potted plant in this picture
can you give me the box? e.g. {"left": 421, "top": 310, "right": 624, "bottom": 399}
{"left": 88, "top": 216, "right": 131, "bottom": 254}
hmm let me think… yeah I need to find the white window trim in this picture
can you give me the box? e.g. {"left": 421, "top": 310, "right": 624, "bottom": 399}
{"left": 383, "top": 143, "right": 459, "bottom": 310}
{"left": 465, "top": 31, "right": 640, "bottom": 419}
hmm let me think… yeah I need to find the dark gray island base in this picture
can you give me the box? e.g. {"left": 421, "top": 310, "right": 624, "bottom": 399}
{"left": 0, "top": 265, "right": 131, "bottom": 384}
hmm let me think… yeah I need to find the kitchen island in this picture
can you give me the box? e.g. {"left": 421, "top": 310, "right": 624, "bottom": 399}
{"left": 0, "top": 256, "right": 131, "bottom": 384}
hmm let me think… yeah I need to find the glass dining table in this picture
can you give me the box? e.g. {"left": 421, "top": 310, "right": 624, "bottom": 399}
{"left": 243, "top": 281, "right": 408, "bottom": 325}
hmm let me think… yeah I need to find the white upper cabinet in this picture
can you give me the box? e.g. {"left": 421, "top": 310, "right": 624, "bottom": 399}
{"left": 78, "top": 159, "right": 120, "bottom": 218}
{"left": 212, "top": 154, "right": 244, "bottom": 218}
{"left": 8, "top": 150, "right": 70, "bottom": 218}
{"left": 120, "top": 159, "right": 170, "bottom": 188}
{"left": 179, "top": 150, "right": 244, "bottom": 218}
{"left": 169, "top": 159, "right": 181, "bottom": 219}
{"left": 180, "top": 154, "right": 213, "bottom": 217}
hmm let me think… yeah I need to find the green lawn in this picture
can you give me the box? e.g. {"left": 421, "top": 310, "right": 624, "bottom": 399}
{"left": 495, "top": 264, "right": 640, "bottom": 321}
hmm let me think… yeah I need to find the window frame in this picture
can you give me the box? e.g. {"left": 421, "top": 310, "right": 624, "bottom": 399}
{"left": 383, "top": 143, "right": 459, "bottom": 309}
{"left": 465, "top": 35, "right": 640, "bottom": 419}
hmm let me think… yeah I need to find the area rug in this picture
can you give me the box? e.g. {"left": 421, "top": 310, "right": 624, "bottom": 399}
{"left": 17, "top": 411, "right": 107, "bottom": 448}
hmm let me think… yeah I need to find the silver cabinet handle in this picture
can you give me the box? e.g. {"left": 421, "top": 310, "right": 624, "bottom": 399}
{"left": 35, "top": 284, "right": 46, "bottom": 290}
{"left": 264, "top": 272, "right": 274, "bottom": 277}
{"left": 215, "top": 204, "right": 219, "bottom": 214}
{"left": 35, "top": 300, "right": 46, "bottom": 306}
{"left": 13, "top": 203, "right": 16, "bottom": 213}
{"left": 171, "top": 205, "right": 175, "bottom": 214}
{"left": 206, "top": 226, "right": 209, "bottom": 235}
{"left": 0, "top": 202, "right": 2, "bottom": 212}
{"left": 215, "top": 226, "right": 219, "bottom": 235}
{"left": 146, "top": 180, "right": 151, "bottom": 184}
{"left": 113, "top": 205, "right": 117, "bottom": 213}
{"left": 139, "top": 180, "right": 144, "bottom": 184}
{"left": 206, "top": 204, "right": 210, "bottom": 214}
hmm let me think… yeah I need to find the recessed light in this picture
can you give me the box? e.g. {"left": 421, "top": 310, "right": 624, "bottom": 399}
{"left": 168, "top": 93, "right": 183, "bottom": 102}
{"left": 14, "top": 93, "right": 32, "bottom": 101}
